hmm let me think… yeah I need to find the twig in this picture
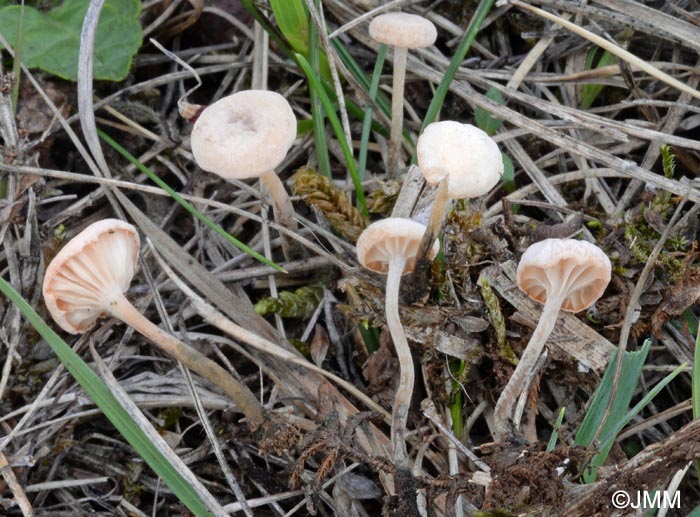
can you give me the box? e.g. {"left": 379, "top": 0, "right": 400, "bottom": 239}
{"left": 0, "top": 450, "right": 34, "bottom": 516}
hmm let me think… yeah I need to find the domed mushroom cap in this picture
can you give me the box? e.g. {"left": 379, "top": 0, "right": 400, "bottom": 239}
{"left": 357, "top": 218, "right": 439, "bottom": 275}
{"left": 42, "top": 219, "right": 140, "bottom": 334}
{"left": 191, "top": 90, "right": 297, "bottom": 180}
{"left": 417, "top": 121, "right": 503, "bottom": 199}
{"left": 369, "top": 13, "right": 437, "bottom": 49}
{"left": 516, "top": 238, "right": 611, "bottom": 313}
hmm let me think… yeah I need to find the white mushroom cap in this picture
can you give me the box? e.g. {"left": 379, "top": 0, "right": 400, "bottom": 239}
{"left": 356, "top": 218, "right": 439, "bottom": 275}
{"left": 190, "top": 90, "right": 297, "bottom": 180}
{"left": 516, "top": 238, "right": 612, "bottom": 313}
{"left": 42, "top": 219, "right": 140, "bottom": 334}
{"left": 369, "top": 13, "right": 437, "bottom": 49}
{"left": 417, "top": 121, "right": 504, "bottom": 199}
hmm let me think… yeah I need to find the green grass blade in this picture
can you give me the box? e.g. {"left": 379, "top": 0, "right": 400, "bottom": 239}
{"left": 575, "top": 340, "right": 651, "bottom": 450}
{"left": 307, "top": 0, "right": 331, "bottom": 178}
{"left": 238, "top": 0, "right": 293, "bottom": 59}
{"left": 10, "top": 0, "right": 24, "bottom": 110}
{"left": 332, "top": 39, "right": 391, "bottom": 119}
{"left": 474, "top": 87, "right": 504, "bottom": 136}
{"left": 688, "top": 507, "right": 700, "bottom": 517}
{"left": 546, "top": 407, "right": 566, "bottom": 452}
{"left": 580, "top": 48, "right": 616, "bottom": 110}
{"left": 269, "top": 0, "right": 309, "bottom": 55}
{"left": 598, "top": 362, "right": 686, "bottom": 449}
{"left": 358, "top": 44, "right": 386, "bottom": 182}
{"left": 0, "top": 277, "right": 214, "bottom": 516}
{"left": 449, "top": 359, "right": 466, "bottom": 440}
{"left": 420, "top": 0, "right": 495, "bottom": 133}
{"left": 501, "top": 153, "right": 515, "bottom": 193}
{"left": 98, "top": 130, "right": 285, "bottom": 273}
{"left": 586, "top": 362, "right": 686, "bottom": 483}
{"left": 295, "top": 52, "right": 368, "bottom": 217}
{"left": 574, "top": 340, "right": 685, "bottom": 482}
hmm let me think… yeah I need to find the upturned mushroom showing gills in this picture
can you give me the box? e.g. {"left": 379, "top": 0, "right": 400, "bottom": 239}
{"left": 190, "top": 89, "right": 304, "bottom": 260}
{"left": 493, "top": 238, "right": 611, "bottom": 441}
{"left": 356, "top": 218, "right": 439, "bottom": 473}
{"left": 369, "top": 12, "right": 437, "bottom": 178}
{"left": 42, "top": 219, "right": 264, "bottom": 428}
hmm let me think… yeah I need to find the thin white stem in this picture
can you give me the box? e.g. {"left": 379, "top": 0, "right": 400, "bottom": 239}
{"left": 407, "top": 179, "right": 449, "bottom": 300}
{"left": 417, "top": 179, "right": 449, "bottom": 264}
{"left": 387, "top": 46, "right": 408, "bottom": 178}
{"left": 513, "top": 349, "right": 549, "bottom": 430}
{"left": 109, "top": 294, "right": 265, "bottom": 428}
{"left": 386, "top": 254, "right": 412, "bottom": 471}
{"left": 259, "top": 170, "right": 305, "bottom": 260}
{"left": 493, "top": 293, "right": 566, "bottom": 442}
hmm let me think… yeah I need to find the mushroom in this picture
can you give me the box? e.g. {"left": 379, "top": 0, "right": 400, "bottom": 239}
{"left": 493, "top": 238, "right": 611, "bottom": 441}
{"left": 411, "top": 121, "right": 503, "bottom": 295}
{"left": 42, "top": 219, "right": 265, "bottom": 428}
{"left": 190, "top": 90, "right": 304, "bottom": 260}
{"left": 356, "top": 218, "right": 439, "bottom": 471}
{"left": 369, "top": 12, "right": 437, "bottom": 178}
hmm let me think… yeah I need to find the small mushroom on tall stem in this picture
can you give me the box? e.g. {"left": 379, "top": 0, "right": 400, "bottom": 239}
{"left": 356, "top": 218, "right": 439, "bottom": 473}
{"left": 190, "top": 90, "right": 305, "bottom": 260}
{"left": 493, "top": 238, "right": 611, "bottom": 442}
{"left": 42, "top": 219, "right": 265, "bottom": 429}
{"left": 410, "top": 121, "right": 503, "bottom": 301}
{"left": 369, "top": 13, "right": 437, "bottom": 178}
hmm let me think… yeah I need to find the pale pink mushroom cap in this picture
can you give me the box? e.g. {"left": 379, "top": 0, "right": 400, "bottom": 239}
{"left": 190, "top": 90, "right": 297, "bottom": 180}
{"left": 356, "top": 218, "right": 439, "bottom": 275}
{"left": 516, "top": 238, "right": 612, "bottom": 313}
{"left": 42, "top": 219, "right": 140, "bottom": 334}
{"left": 417, "top": 121, "right": 504, "bottom": 199}
{"left": 369, "top": 13, "right": 437, "bottom": 49}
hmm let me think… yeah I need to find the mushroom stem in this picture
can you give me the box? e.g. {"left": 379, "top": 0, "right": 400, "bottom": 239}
{"left": 109, "top": 294, "right": 265, "bottom": 428}
{"left": 386, "top": 253, "right": 413, "bottom": 471}
{"left": 259, "top": 171, "right": 306, "bottom": 261}
{"left": 407, "top": 179, "right": 449, "bottom": 302}
{"left": 387, "top": 47, "right": 408, "bottom": 179}
{"left": 493, "top": 292, "right": 566, "bottom": 441}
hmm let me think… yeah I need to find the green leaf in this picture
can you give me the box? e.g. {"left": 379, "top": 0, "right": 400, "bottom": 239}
{"left": 501, "top": 153, "right": 515, "bottom": 193}
{"left": 358, "top": 44, "right": 387, "bottom": 182}
{"left": 0, "top": 0, "right": 142, "bottom": 81}
{"left": 474, "top": 87, "right": 504, "bottom": 136}
{"left": 580, "top": 48, "right": 616, "bottom": 110}
{"left": 0, "top": 277, "right": 213, "bottom": 516}
{"left": 306, "top": 0, "right": 331, "bottom": 178}
{"left": 688, "top": 507, "right": 700, "bottom": 517}
{"left": 546, "top": 407, "right": 566, "bottom": 452}
{"left": 270, "top": 0, "right": 309, "bottom": 55}
{"left": 575, "top": 340, "right": 685, "bottom": 482}
{"left": 575, "top": 341, "right": 650, "bottom": 449}
{"left": 269, "top": 0, "right": 330, "bottom": 82}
